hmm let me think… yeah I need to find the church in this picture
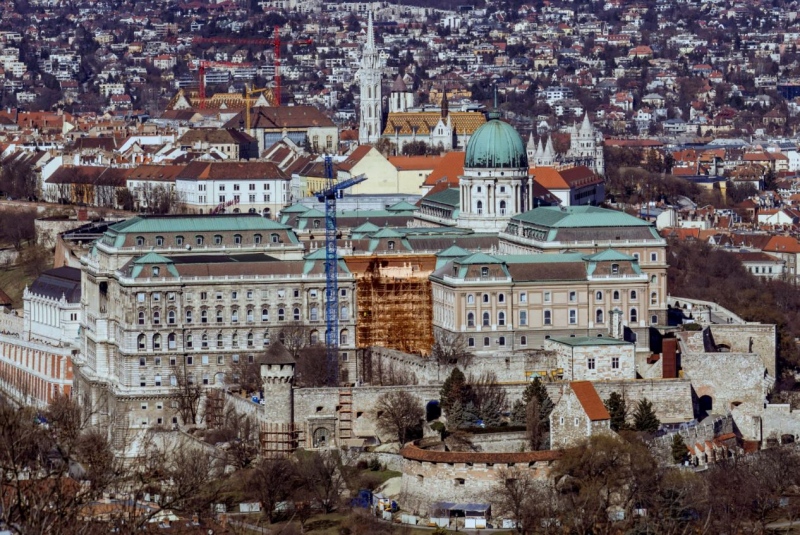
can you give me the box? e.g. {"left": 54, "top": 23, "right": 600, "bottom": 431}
{"left": 528, "top": 113, "right": 605, "bottom": 176}
{"left": 356, "top": 13, "right": 486, "bottom": 154}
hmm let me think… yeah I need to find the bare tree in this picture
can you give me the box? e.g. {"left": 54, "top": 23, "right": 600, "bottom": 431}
{"left": 294, "top": 449, "right": 351, "bottom": 514}
{"left": 431, "top": 330, "right": 473, "bottom": 367}
{"left": 374, "top": 391, "right": 424, "bottom": 445}
{"left": 494, "top": 467, "right": 559, "bottom": 535}
{"left": 362, "top": 348, "right": 418, "bottom": 386}
{"left": 249, "top": 457, "right": 299, "bottom": 523}
{"left": 171, "top": 363, "right": 203, "bottom": 426}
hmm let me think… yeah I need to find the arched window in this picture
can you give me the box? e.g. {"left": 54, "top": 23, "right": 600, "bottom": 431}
{"left": 651, "top": 275, "right": 657, "bottom": 284}
{"left": 213, "top": 235, "right": 223, "bottom": 245}
{"left": 467, "top": 312, "right": 475, "bottom": 327}
{"left": 262, "top": 308, "right": 269, "bottom": 321}
{"left": 483, "top": 294, "right": 489, "bottom": 303}
{"left": 293, "top": 308, "right": 301, "bottom": 321}
{"left": 596, "top": 291, "right": 603, "bottom": 301}
{"left": 340, "top": 329, "right": 349, "bottom": 345}
{"left": 186, "top": 334, "right": 193, "bottom": 348}
{"left": 310, "top": 307, "right": 319, "bottom": 322}
{"left": 481, "top": 267, "right": 489, "bottom": 278}
{"left": 185, "top": 309, "right": 193, "bottom": 323}
{"left": 216, "top": 309, "right": 223, "bottom": 323}
{"left": 247, "top": 332, "right": 254, "bottom": 347}
{"left": 388, "top": 240, "right": 395, "bottom": 250}
{"left": 201, "top": 309, "right": 208, "bottom": 323}
{"left": 152, "top": 266, "right": 160, "bottom": 277}
{"left": 278, "top": 308, "right": 285, "bottom": 321}
{"left": 232, "top": 332, "right": 239, "bottom": 347}
{"left": 231, "top": 309, "right": 239, "bottom": 323}
{"left": 153, "top": 334, "right": 162, "bottom": 350}
{"left": 137, "top": 334, "right": 146, "bottom": 351}
{"left": 476, "top": 200, "right": 483, "bottom": 214}
{"left": 168, "top": 333, "right": 177, "bottom": 349}
{"left": 651, "top": 292, "right": 658, "bottom": 305}
{"left": 254, "top": 234, "right": 262, "bottom": 244}
{"left": 271, "top": 233, "right": 280, "bottom": 243}
{"left": 217, "top": 333, "right": 224, "bottom": 348}
{"left": 482, "top": 312, "right": 490, "bottom": 327}
{"left": 467, "top": 294, "right": 475, "bottom": 304}
{"left": 135, "top": 236, "right": 145, "bottom": 246}
{"left": 630, "top": 308, "right": 638, "bottom": 323}
{"left": 167, "top": 310, "right": 176, "bottom": 324}
{"left": 263, "top": 331, "right": 271, "bottom": 346}
{"left": 498, "top": 293, "right": 505, "bottom": 303}
{"left": 155, "top": 236, "right": 164, "bottom": 246}
{"left": 153, "top": 310, "right": 160, "bottom": 324}
{"left": 234, "top": 234, "right": 242, "bottom": 245}
{"left": 596, "top": 309, "right": 604, "bottom": 323}
{"left": 310, "top": 330, "right": 319, "bottom": 344}
{"left": 630, "top": 290, "right": 637, "bottom": 300}
{"left": 195, "top": 235, "right": 204, "bottom": 246}
{"left": 498, "top": 311, "right": 506, "bottom": 326}
{"left": 341, "top": 306, "right": 349, "bottom": 320}
{"left": 201, "top": 333, "right": 208, "bottom": 348}
{"left": 138, "top": 311, "right": 145, "bottom": 325}
{"left": 613, "top": 291, "right": 620, "bottom": 301}
{"left": 611, "top": 263, "right": 619, "bottom": 275}
{"left": 499, "top": 200, "right": 506, "bottom": 215}
{"left": 246, "top": 308, "right": 254, "bottom": 322}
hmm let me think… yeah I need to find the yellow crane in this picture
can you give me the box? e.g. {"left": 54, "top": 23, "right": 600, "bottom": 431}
{"left": 243, "top": 86, "right": 274, "bottom": 131}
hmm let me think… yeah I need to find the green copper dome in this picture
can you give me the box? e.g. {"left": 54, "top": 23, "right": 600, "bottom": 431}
{"left": 465, "top": 114, "right": 528, "bottom": 169}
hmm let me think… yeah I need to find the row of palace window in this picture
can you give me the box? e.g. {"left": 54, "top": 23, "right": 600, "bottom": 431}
{"left": 465, "top": 289, "right": 656, "bottom": 305}
{"left": 137, "top": 288, "right": 344, "bottom": 304}
{"left": 586, "top": 357, "right": 621, "bottom": 370}
{"left": 139, "top": 354, "right": 255, "bottom": 368}
{"left": 467, "top": 308, "right": 641, "bottom": 327}
{"left": 137, "top": 305, "right": 349, "bottom": 325}
{"left": 134, "top": 233, "right": 282, "bottom": 247}
{"left": 136, "top": 329, "right": 351, "bottom": 351}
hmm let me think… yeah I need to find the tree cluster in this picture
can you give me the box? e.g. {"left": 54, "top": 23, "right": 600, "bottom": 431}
{"left": 511, "top": 378, "right": 554, "bottom": 450}
{"left": 0, "top": 157, "right": 38, "bottom": 200}
{"left": 439, "top": 368, "right": 508, "bottom": 429}
{"left": 494, "top": 433, "right": 800, "bottom": 535}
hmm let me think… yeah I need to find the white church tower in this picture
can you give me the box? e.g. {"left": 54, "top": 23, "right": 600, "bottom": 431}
{"left": 358, "top": 12, "right": 382, "bottom": 145}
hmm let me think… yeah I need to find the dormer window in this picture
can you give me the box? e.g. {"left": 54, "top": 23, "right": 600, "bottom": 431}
{"left": 611, "top": 263, "right": 619, "bottom": 275}
{"left": 481, "top": 267, "right": 489, "bottom": 278}
{"left": 135, "top": 236, "right": 145, "bottom": 246}
{"left": 388, "top": 240, "right": 395, "bottom": 250}
{"left": 155, "top": 236, "right": 164, "bottom": 246}
{"left": 214, "top": 235, "right": 223, "bottom": 245}
{"left": 152, "top": 266, "right": 160, "bottom": 276}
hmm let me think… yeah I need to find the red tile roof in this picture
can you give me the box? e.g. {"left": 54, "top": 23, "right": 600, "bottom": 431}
{"left": 423, "top": 151, "right": 464, "bottom": 188}
{"left": 570, "top": 381, "right": 610, "bottom": 421}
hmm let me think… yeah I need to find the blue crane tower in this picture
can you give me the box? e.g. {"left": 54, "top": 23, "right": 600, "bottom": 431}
{"left": 315, "top": 155, "right": 366, "bottom": 386}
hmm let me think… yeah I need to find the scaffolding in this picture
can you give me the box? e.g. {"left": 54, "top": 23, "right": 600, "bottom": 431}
{"left": 204, "top": 389, "right": 225, "bottom": 429}
{"left": 260, "top": 422, "right": 299, "bottom": 459}
{"left": 354, "top": 257, "right": 434, "bottom": 356}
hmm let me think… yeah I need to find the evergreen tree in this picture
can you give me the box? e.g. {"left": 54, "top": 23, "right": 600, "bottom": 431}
{"left": 633, "top": 398, "right": 661, "bottom": 433}
{"left": 518, "top": 378, "right": 554, "bottom": 450}
{"left": 604, "top": 392, "right": 629, "bottom": 432}
{"left": 439, "top": 368, "right": 466, "bottom": 426}
{"left": 671, "top": 433, "right": 688, "bottom": 464}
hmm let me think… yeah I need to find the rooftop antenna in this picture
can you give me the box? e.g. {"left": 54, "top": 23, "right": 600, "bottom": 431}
{"left": 493, "top": 85, "right": 498, "bottom": 110}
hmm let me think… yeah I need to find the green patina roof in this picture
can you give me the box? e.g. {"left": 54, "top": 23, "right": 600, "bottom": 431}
{"left": 436, "top": 244, "right": 471, "bottom": 257}
{"left": 303, "top": 248, "right": 349, "bottom": 274}
{"left": 465, "top": 116, "right": 528, "bottom": 169}
{"left": 370, "top": 227, "right": 406, "bottom": 239}
{"left": 387, "top": 201, "right": 419, "bottom": 212}
{"left": 583, "top": 249, "right": 636, "bottom": 262}
{"left": 547, "top": 336, "right": 632, "bottom": 347}
{"left": 511, "top": 206, "right": 652, "bottom": 229}
{"left": 501, "top": 253, "right": 586, "bottom": 264}
{"left": 131, "top": 252, "right": 179, "bottom": 278}
{"left": 422, "top": 187, "right": 460, "bottom": 208}
{"left": 281, "top": 203, "right": 313, "bottom": 214}
{"left": 352, "top": 221, "right": 381, "bottom": 233}
{"left": 108, "top": 215, "right": 290, "bottom": 234}
{"left": 457, "top": 252, "right": 504, "bottom": 265}
{"left": 297, "top": 208, "right": 326, "bottom": 218}
{"left": 133, "top": 252, "right": 173, "bottom": 264}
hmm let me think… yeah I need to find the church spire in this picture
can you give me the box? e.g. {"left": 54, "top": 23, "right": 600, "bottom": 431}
{"left": 441, "top": 86, "right": 449, "bottom": 119}
{"left": 366, "top": 11, "right": 375, "bottom": 50}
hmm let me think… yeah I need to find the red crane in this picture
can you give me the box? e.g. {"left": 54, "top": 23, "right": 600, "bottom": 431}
{"left": 192, "top": 33, "right": 313, "bottom": 107}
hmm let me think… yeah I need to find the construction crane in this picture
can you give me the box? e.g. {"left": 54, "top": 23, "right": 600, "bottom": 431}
{"left": 314, "top": 156, "right": 366, "bottom": 386}
{"left": 243, "top": 85, "right": 273, "bottom": 130}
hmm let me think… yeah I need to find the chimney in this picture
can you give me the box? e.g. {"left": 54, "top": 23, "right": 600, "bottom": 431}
{"left": 77, "top": 207, "right": 88, "bottom": 221}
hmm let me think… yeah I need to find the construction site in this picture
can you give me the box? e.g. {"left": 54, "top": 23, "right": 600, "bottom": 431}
{"left": 346, "top": 254, "right": 436, "bottom": 357}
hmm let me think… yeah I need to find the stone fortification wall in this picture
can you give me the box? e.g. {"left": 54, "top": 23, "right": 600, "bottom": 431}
{"left": 705, "top": 324, "right": 776, "bottom": 378}
{"left": 35, "top": 218, "right": 86, "bottom": 249}
{"left": 0, "top": 311, "right": 22, "bottom": 336}
{"left": 399, "top": 445, "right": 561, "bottom": 516}
{"left": 680, "top": 350, "right": 768, "bottom": 413}
{"left": 466, "top": 430, "right": 527, "bottom": 452}
{"left": 760, "top": 404, "right": 800, "bottom": 444}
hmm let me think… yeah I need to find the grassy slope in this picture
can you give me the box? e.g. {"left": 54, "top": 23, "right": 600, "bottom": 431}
{"left": 0, "top": 262, "right": 37, "bottom": 309}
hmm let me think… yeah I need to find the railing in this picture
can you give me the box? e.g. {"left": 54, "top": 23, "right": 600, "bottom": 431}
{"left": 114, "top": 272, "right": 352, "bottom": 284}
{"left": 588, "top": 274, "right": 648, "bottom": 280}
{"left": 441, "top": 274, "right": 512, "bottom": 283}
